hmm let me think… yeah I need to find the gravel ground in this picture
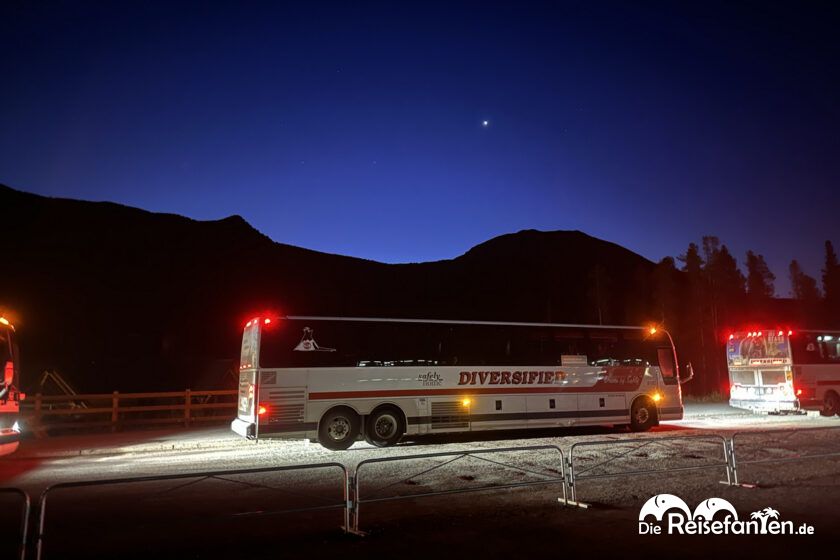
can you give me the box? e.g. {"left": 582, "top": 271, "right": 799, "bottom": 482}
{"left": 1, "top": 403, "right": 838, "bottom": 559}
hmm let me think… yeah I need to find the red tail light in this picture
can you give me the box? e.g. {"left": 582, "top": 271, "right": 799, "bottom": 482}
{"left": 258, "top": 404, "right": 268, "bottom": 416}
{"left": 3, "top": 360, "right": 12, "bottom": 385}
{"left": 796, "top": 389, "right": 803, "bottom": 396}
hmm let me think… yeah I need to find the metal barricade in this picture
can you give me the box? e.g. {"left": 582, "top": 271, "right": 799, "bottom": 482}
{"left": 567, "top": 434, "right": 733, "bottom": 504}
{"left": 35, "top": 462, "right": 349, "bottom": 560}
{"left": 0, "top": 488, "right": 30, "bottom": 560}
{"left": 350, "top": 445, "right": 567, "bottom": 534}
{"left": 730, "top": 425, "right": 840, "bottom": 486}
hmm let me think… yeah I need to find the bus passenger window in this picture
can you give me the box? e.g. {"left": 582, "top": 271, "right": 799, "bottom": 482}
{"left": 823, "top": 337, "right": 840, "bottom": 362}
{"left": 657, "top": 347, "right": 676, "bottom": 379}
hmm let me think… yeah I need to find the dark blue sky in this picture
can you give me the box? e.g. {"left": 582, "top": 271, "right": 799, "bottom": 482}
{"left": 2, "top": 1, "right": 839, "bottom": 294}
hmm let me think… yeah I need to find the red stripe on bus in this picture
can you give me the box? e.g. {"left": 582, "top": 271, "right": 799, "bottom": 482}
{"left": 308, "top": 384, "right": 640, "bottom": 400}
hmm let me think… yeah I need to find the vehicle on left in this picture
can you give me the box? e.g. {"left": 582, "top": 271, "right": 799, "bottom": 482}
{"left": 0, "top": 315, "right": 23, "bottom": 456}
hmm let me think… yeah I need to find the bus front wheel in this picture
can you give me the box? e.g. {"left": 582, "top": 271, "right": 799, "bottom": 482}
{"left": 318, "top": 407, "right": 361, "bottom": 450}
{"left": 820, "top": 392, "right": 840, "bottom": 417}
{"left": 630, "top": 398, "right": 657, "bottom": 432}
{"left": 365, "top": 406, "right": 405, "bottom": 447}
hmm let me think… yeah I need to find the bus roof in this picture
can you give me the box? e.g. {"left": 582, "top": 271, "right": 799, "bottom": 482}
{"left": 281, "top": 315, "right": 654, "bottom": 331}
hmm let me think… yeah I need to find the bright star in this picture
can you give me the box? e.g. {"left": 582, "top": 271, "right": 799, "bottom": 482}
{"left": 482, "top": 120, "right": 489, "bottom": 127}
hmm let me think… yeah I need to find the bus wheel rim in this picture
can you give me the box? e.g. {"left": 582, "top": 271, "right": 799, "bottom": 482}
{"left": 328, "top": 417, "right": 350, "bottom": 440}
{"left": 636, "top": 407, "right": 649, "bottom": 424}
{"left": 374, "top": 414, "right": 398, "bottom": 439}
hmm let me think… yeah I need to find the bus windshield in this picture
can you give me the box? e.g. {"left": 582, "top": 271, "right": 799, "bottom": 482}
{"left": 727, "top": 331, "right": 791, "bottom": 367}
{"left": 0, "top": 329, "right": 10, "bottom": 364}
{"left": 240, "top": 320, "right": 260, "bottom": 369}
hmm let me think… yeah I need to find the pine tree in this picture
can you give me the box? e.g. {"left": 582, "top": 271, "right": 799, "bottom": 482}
{"left": 789, "top": 260, "right": 820, "bottom": 303}
{"left": 706, "top": 244, "right": 746, "bottom": 321}
{"left": 651, "top": 257, "right": 679, "bottom": 324}
{"left": 678, "top": 242, "right": 708, "bottom": 390}
{"left": 823, "top": 241, "right": 840, "bottom": 318}
{"left": 746, "top": 251, "right": 775, "bottom": 299}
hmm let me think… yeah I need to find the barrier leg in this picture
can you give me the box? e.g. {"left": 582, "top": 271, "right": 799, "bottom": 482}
{"left": 561, "top": 456, "right": 588, "bottom": 508}
{"left": 347, "top": 475, "right": 365, "bottom": 536}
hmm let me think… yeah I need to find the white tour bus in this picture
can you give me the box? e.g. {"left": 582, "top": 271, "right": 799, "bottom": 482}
{"left": 231, "top": 316, "right": 691, "bottom": 450}
{"left": 727, "top": 329, "right": 840, "bottom": 416}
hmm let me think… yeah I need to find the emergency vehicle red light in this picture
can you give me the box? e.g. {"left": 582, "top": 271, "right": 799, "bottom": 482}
{"left": 728, "top": 334, "right": 734, "bottom": 340}
{"left": 258, "top": 405, "right": 268, "bottom": 416}
{"left": 778, "top": 330, "right": 784, "bottom": 336}
{"left": 796, "top": 389, "right": 803, "bottom": 396}
{"left": 264, "top": 318, "right": 271, "bottom": 325}
{"left": 788, "top": 330, "right": 794, "bottom": 336}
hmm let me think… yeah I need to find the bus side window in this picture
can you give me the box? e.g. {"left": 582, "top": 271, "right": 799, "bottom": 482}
{"left": 824, "top": 338, "right": 840, "bottom": 362}
{"left": 657, "top": 347, "right": 676, "bottom": 380}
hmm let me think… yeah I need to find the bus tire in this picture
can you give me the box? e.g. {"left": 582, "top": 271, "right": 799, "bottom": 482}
{"left": 630, "top": 397, "right": 657, "bottom": 432}
{"left": 318, "top": 407, "right": 360, "bottom": 450}
{"left": 821, "top": 392, "right": 840, "bottom": 417}
{"left": 365, "top": 406, "right": 405, "bottom": 447}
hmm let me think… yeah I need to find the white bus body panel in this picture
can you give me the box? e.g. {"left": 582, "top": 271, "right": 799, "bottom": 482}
{"left": 238, "top": 363, "right": 683, "bottom": 440}
{"left": 793, "top": 364, "right": 840, "bottom": 411}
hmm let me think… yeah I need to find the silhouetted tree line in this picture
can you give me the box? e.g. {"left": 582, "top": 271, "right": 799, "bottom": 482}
{"left": 646, "top": 237, "right": 840, "bottom": 394}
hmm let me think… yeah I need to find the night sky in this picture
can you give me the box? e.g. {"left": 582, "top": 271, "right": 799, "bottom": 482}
{"left": 3, "top": 1, "right": 839, "bottom": 294}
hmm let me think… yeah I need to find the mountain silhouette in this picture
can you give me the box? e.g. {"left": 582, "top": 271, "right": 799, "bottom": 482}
{"left": 1, "top": 184, "right": 656, "bottom": 392}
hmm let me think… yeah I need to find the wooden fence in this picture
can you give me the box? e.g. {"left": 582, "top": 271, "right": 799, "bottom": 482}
{"left": 20, "top": 390, "right": 238, "bottom": 435}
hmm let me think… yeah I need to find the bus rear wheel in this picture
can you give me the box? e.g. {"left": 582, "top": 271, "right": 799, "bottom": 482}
{"left": 630, "top": 398, "right": 657, "bottom": 432}
{"left": 318, "top": 407, "right": 360, "bottom": 450}
{"left": 365, "top": 407, "right": 405, "bottom": 447}
{"left": 821, "top": 392, "right": 840, "bottom": 417}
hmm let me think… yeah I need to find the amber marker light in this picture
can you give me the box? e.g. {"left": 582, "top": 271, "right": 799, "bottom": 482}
{"left": 461, "top": 398, "right": 471, "bottom": 407}
{"left": 651, "top": 392, "right": 662, "bottom": 403}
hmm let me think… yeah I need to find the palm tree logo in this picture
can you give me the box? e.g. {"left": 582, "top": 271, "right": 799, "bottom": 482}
{"left": 750, "top": 507, "right": 780, "bottom": 533}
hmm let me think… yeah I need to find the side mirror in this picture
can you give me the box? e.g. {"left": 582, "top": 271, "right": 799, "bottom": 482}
{"left": 679, "top": 362, "right": 695, "bottom": 384}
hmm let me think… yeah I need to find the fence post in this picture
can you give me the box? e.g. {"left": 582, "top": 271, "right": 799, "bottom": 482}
{"left": 111, "top": 391, "right": 119, "bottom": 432}
{"left": 566, "top": 455, "right": 576, "bottom": 503}
{"left": 728, "top": 437, "right": 739, "bottom": 486}
{"left": 184, "top": 389, "right": 192, "bottom": 428}
{"left": 34, "top": 393, "right": 43, "bottom": 438}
